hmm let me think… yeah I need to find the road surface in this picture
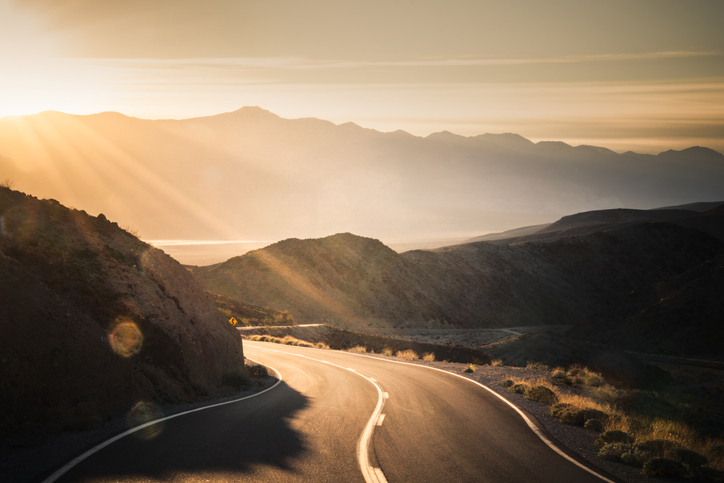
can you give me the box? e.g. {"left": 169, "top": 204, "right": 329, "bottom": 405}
{"left": 44, "top": 341, "right": 620, "bottom": 482}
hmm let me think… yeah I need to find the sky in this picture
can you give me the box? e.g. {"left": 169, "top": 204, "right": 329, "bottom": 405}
{"left": 1, "top": 0, "right": 723, "bottom": 153}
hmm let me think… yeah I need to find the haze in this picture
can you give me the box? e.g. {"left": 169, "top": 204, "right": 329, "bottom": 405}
{"left": 1, "top": 0, "right": 723, "bottom": 153}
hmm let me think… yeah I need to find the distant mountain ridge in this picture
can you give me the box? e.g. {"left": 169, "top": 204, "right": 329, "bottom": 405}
{"left": 1, "top": 107, "right": 723, "bottom": 242}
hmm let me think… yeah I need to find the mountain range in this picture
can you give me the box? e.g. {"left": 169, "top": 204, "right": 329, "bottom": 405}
{"left": 1, "top": 107, "right": 723, "bottom": 242}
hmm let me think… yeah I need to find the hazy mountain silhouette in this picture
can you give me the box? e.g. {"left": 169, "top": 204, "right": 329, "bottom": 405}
{"left": 193, "top": 206, "right": 723, "bottom": 358}
{"left": 1, "top": 107, "right": 723, "bottom": 241}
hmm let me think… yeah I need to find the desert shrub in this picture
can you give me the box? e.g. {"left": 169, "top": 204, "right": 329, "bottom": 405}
{"left": 381, "top": 348, "right": 394, "bottom": 356}
{"left": 567, "top": 365, "right": 583, "bottom": 377}
{"left": 552, "top": 403, "right": 581, "bottom": 424}
{"left": 642, "top": 457, "right": 687, "bottom": 478}
{"left": 491, "top": 359, "right": 504, "bottom": 366}
{"left": 551, "top": 403, "right": 592, "bottom": 426}
{"left": 585, "top": 419, "right": 604, "bottom": 432}
{"left": 423, "top": 352, "right": 436, "bottom": 362}
{"left": 348, "top": 345, "right": 367, "bottom": 353}
{"left": 315, "top": 342, "right": 330, "bottom": 350}
{"left": 598, "top": 443, "right": 632, "bottom": 461}
{"left": 596, "top": 430, "right": 634, "bottom": 447}
{"left": 593, "top": 389, "right": 615, "bottom": 403}
{"left": 222, "top": 371, "right": 251, "bottom": 389}
{"left": 509, "top": 383, "right": 527, "bottom": 394}
{"left": 673, "top": 448, "right": 708, "bottom": 468}
{"left": 526, "top": 362, "right": 550, "bottom": 371}
{"left": 463, "top": 365, "right": 475, "bottom": 373}
{"left": 556, "top": 376, "right": 574, "bottom": 386}
{"left": 634, "top": 439, "right": 677, "bottom": 456}
{"left": 501, "top": 379, "right": 514, "bottom": 387}
{"left": 396, "top": 349, "right": 418, "bottom": 360}
{"left": 525, "top": 385, "right": 557, "bottom": 405}
{"left": 690, "top": 465, "right": 724, "bottom": 482}
{"left": 581, "top": 408, "right": 607, "bottom": 422}
{"left": 586, "top": 375, "right": 603, "bottom": 387}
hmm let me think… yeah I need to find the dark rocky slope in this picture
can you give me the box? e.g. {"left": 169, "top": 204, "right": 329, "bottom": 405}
{"left": 0, "top": 187, "right": 244, "bottom": 441}
{"left": 193, "top": 217, "right": 723, "bottom": 339}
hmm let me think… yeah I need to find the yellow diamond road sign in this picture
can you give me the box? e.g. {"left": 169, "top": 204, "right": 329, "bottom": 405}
{"left": 229, "top": 317, "right": 237, "bottom": 326}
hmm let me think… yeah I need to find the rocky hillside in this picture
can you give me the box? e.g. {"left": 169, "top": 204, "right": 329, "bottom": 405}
{"left": 193, "top": 208, "right": 723, "bottom": 353}
{"left": 0, "top": 187, "right": 244, "bottom": 441}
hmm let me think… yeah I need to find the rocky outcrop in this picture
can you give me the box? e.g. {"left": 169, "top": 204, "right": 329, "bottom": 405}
{"left": 0, "top": 187, "right": 244, "bottom": 440}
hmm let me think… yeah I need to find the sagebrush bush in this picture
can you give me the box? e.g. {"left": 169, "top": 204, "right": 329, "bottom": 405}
{"left": 599, "top": 443, "right": 632, "bottom": 461}
{"left": 381, "top": 348, "right": 393, "bottom": 356}
{"left": 491, "top": 359, "right": 504, "bottom": 366}
{"left": 586, "top": 375, "right": 603, "bottom": 387}
{"left": 634, "top": 439, "right": 677, "bottom": 455}
{"left": 348, "top": 345, "right": 367, "bottom": 353}
{"left": 526, "top": 362, "right": 550, "bottom": 371}
{"left": 642, "top": 458, "right": 687, "bottom": 478}
{"left": 501, "top": 379, "right": 514, "bottom": 387}
{"left": 596, "top": 430, "right": 634, "bottom": 447}
{"left": 509, "top": 383, "right": 527, "bottom": 394}
{"left": 551, "top": 403, "right": 594, "bottom": 426}
{"left": 526, "top": 385, "right": 557, "bottom": 405}
{"left": 673, "top": 448, "right": 708, "bottom": 468}
{"left": 423, "top": 352, "right": 436, "bottom": 362}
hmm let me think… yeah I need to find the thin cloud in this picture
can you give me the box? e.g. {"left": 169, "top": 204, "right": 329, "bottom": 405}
{"left": 89, "top": 51, "right": 721, "bottom": 71}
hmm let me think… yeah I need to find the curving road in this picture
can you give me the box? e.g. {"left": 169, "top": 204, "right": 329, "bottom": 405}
{"left": 44, "top": 341, "right": 621, "bottom": 482}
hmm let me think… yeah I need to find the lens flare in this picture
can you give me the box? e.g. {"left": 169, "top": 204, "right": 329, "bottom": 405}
{"left": 109, "top": 317, "right": 143, "bottom": 357}
{"left": 140, "top": 247, "right": 158, "bottom": 275}
{"left": 126, "top": 401, "right": 164, "bottom": 440}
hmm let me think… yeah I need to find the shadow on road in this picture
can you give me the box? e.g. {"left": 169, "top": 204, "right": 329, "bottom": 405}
{"left": 56, "top": 380, "right": 310, "bottom": 481}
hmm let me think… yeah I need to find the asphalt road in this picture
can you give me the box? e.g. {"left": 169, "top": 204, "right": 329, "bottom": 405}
{"left": 45, "top": 341, "right": 620, "bottom": 482}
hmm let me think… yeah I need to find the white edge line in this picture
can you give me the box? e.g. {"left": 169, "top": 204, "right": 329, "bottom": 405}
{"left": 251, "top": 345, "right": 387, "bottom": 483}
{"left": 246, "top": 341, "right": 616, "bottom": 483}
{"left": 42, "top": 357, "right": 282, "bottom": 483}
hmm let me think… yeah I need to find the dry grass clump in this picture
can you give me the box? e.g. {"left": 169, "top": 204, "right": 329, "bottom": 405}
{"left": 423, "top": 352, "right": 436, "bottom": 362}
{"left": 396, "top": 349, "right": 419, "bottom": 360}
{"left": 381, "top": 348, "right": 394, "bottom": 356}
{"left": 491, "top": 359, "right": 504, "bottom": 366}
{"left": 315, "top": 342, "right": 330, "bottom": 350}
{"left": 348, "top": 345, "right": 367, "bottom": 353}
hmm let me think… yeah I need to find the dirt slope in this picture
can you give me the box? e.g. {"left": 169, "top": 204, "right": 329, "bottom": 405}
{"left": 0, "top": 187, "right": 244, "bottom": 442}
